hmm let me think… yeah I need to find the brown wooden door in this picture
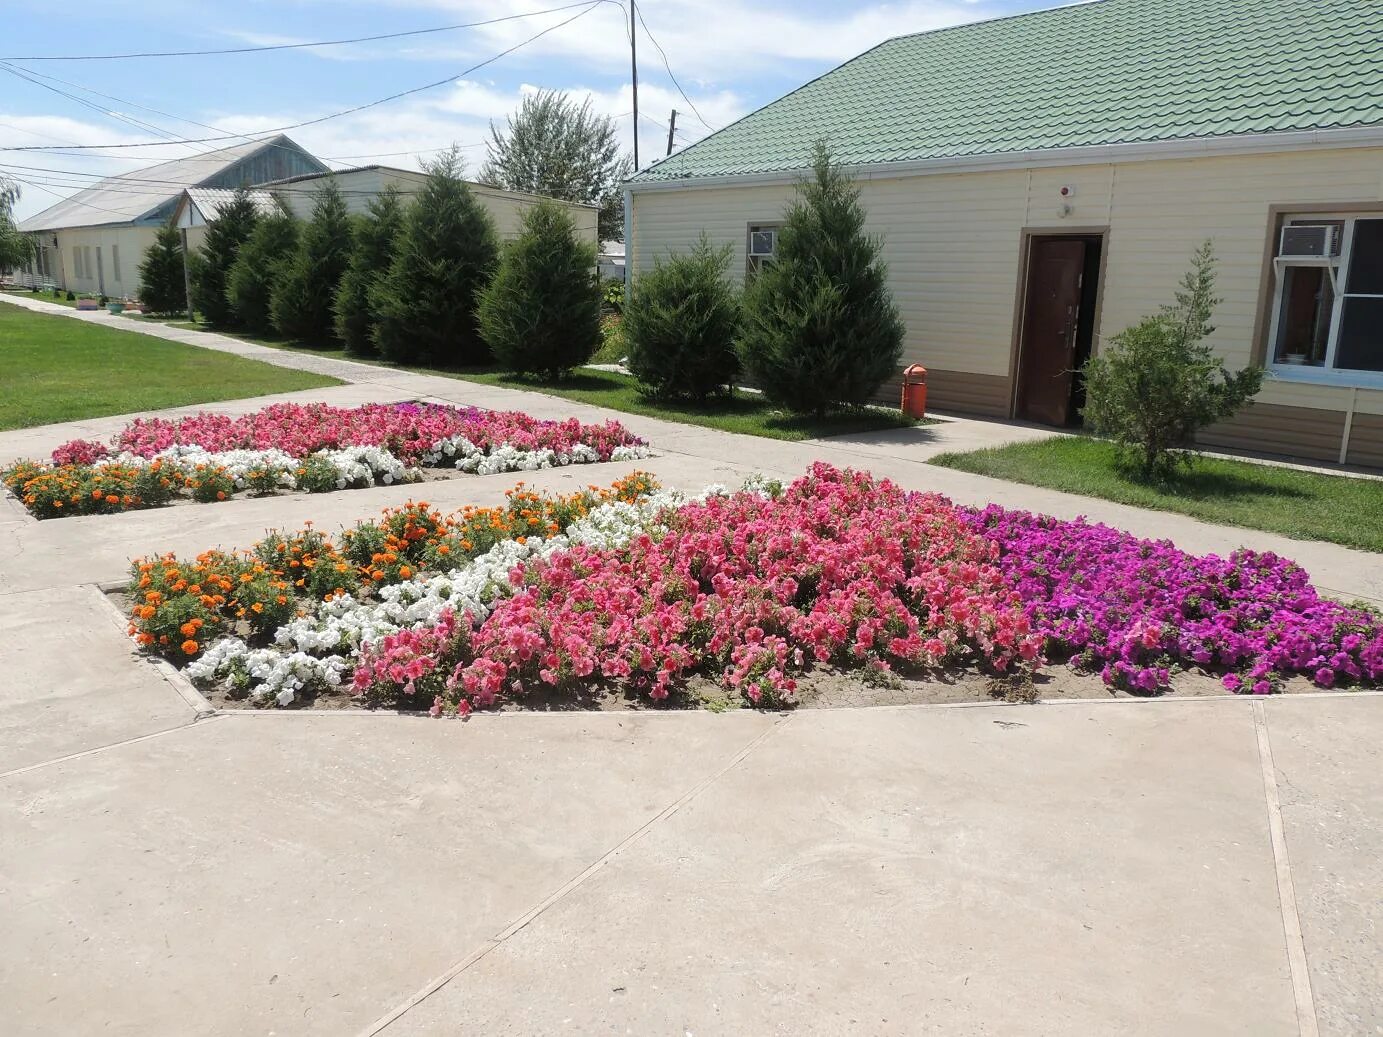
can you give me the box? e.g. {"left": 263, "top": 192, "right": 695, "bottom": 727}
{"left": 1018, "top": 239, "right": 1086, "bottom": 425}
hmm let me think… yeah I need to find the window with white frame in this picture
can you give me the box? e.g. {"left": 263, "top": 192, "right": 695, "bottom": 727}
{"left": 73, "top": 246, "right": 83, "bottom": 278}
{"left": 1268, "top": 214, "right": 1383, "bottom": 381}
{"left": 746, "top": 224, "right": 779, "bottom": 276}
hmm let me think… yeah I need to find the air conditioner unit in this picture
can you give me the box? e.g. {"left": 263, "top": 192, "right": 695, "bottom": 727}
{"left": 1279, "top": 224, "right": 1341, "bottom": 260}
{"left": 748, "top": 228, "right": 776, "bottom": 257}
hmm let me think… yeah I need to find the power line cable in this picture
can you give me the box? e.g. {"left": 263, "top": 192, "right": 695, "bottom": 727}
{"left": 632, "top": 5, "right": 713, "bottom": 130}
{"left": 0, "top": 2, "right": 624, "bottom": 61}
{"left": 0, "top": 1, "right": 615, "bottom": 153}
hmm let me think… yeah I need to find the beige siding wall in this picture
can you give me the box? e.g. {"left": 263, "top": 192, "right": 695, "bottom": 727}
{"left": 49, "top": 226, "right": 158, "bottom": 298}
{"left": 630, "top": 145, "right": 1383, "bottom": 431}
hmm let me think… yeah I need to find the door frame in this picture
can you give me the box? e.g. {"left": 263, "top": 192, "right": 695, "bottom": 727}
{"left": 1006, "top": 226, "right": 1110, "bottom": 420}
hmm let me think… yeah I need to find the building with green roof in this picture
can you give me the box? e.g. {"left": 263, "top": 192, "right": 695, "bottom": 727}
{"left": 625, "top": 0, "right": 1383, "bottom": 465}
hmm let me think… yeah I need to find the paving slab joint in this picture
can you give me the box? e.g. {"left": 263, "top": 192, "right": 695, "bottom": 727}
{"left": 357, "top": 714, "right": 793, "bottom": 1036}
{"left": 1253, "top": 700, "right": 1320, "bottom": 1037}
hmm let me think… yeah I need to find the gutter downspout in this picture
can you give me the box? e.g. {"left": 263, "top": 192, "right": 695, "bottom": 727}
{"left": 621, "top": 187, "right": 634, "bottom": 294}
{"left": 1339, "top": 387, "right": 1358, "bottom": 466}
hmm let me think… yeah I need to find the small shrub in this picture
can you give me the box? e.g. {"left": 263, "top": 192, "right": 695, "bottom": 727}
{"left": 295, "top": 454, "right": 341, "bottom": 493}
{"left": 186, "top": 465, "right": 235, "bottom": 503}
{"left": 65, "top": 290, "right": 75, "bottom": 301}
{"left": 601, "top": 277, "right": 625, "bottom": 313}
{"left": 1082, "top": 241, "right": 1263, "bottom": 482}
{"left": 624, "top": 234, "right": 741, "bottom": 400}
{"left": 478, "top": 199, "right": 601, "bottom": 378}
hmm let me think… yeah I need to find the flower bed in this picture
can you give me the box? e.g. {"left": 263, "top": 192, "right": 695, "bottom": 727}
{"left": 3, "top": 401, "right": 650, "bottom": 518}
{"left": 123, "top": 464, "right": 1383, "bottom": 715}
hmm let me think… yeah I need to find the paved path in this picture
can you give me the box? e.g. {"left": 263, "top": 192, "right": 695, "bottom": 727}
{"left": 2, "top": 292, "right": 1381, "bottom": 1034}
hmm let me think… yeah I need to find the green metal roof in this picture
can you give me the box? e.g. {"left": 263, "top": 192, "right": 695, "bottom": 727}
{"left": 630, "top": 0, "right": 1383, "bottom": 184}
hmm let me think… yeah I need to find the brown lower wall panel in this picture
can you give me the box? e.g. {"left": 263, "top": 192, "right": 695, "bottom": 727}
{"left": 1345, "top": 413, "right": 1383, "bottom": 469}
{"left": 1197, "top": 402, "right": 1347, "bottom": 464}
{"left": 905, "top": 369, "right": 1012, "bottom": 418}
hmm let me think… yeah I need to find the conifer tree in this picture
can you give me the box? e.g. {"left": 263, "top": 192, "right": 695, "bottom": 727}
{"left": 189, "top": 185, "right": 259, "bottom": 325}
{"left": 333, "top": 186, "right": 403, "bottom": 356}
{"left": 478, "top": 199, "right": 600, "bottom": 378}
{"left": 271, "top": 179, "right": 352, "bottom": 346}
{"left": 624, "top": 234, "right": 741, "bottom": 400}
{"left": 737, "top": 144, "right": 904, "bottom": 415}
{"left": 226, "top": 202, "right": 298, "bottom": 335}
{"left": 371, "top": 147, "right": 499, "bottom": 366}
{"left": 137, "top": 221, "right": 187, "bottom": 315}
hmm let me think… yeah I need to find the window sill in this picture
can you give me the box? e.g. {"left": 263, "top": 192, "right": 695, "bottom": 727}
{"left": 1268, "top": 366, "right": 1383, "bottom": 391}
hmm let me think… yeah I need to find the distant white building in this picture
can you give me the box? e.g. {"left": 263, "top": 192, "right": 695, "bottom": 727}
{"left": 15, "top": 135, "right": 325, "bottom": 297}
{"left": 259, "top": 165, "right": 599, "bottom": 248}
{"left": 598, "top": 239, "right": 625, "bottom": 281}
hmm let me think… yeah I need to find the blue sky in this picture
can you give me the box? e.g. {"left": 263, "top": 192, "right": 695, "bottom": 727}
{"left": 2, "top": 0, "right": 1059, "bottom": 220}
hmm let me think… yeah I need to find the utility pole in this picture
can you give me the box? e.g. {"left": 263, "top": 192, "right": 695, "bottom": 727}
{"left": 630, "top": 0, "right": 639, "bottom": 170}
{"left": 666, "top": 109, "right": 677, "bottom": 156}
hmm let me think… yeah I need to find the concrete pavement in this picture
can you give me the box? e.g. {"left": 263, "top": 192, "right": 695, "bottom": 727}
{"left": 2, "top": 291, "right": 1381, "bottom": 1034}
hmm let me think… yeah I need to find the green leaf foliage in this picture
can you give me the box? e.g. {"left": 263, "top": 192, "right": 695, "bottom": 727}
{"left": 0, "top": 178, "right": 34, "bottom": 272}
{"left": 736, "top": 143, "right": 905, "bottom": 416}
{"left": 136, "top": 221, "right": 187, "bottom": 316}
{"left": 189, "top": 185, "right": 259, "bottom": 326}
{"left": 624, "top": 234, "right": 741, "bottom": 400}
{"left": 270, "top": 179, "right": 352, "bottom": 346}
{"left": 478, "top": 199, "right": 600, "bottom": 378}
{"left": 333, "top": 186, "right": 403, "bottom": 356}
{"left": 1082, "top": 240, "right": 1264, "bottom": 482}
{"left": 481, "top": 89, "right": 631, "bottom": 242}
{"left": 370, "top": 147, "right": 498, "bottom": 367}
{"left": 225, "top": 203, "right": 297, "bottom": 335}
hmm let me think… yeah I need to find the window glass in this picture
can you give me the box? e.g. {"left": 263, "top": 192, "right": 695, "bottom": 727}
{"left": 1334, "top": 297, "right": 1383, "bottom": 372}
{"left": 1272, "top": 266, "right": 1332, "bottom": 366}
{"left": 112, "top": 244, "right": 121, "bottom": 283}
{"left": 1345, "top": 219, "right": 1383, "bottom": 295}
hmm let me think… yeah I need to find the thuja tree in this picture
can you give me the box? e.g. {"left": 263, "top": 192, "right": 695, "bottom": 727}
{"left": 1082, "top": 241, "right": 1262, "bottom": 482}
{"left": 189, "top": 185, "right": 259, "bottom": 325}
{"left": 226, "top": 202, "right": 298, "bottom": 335}
{"left": 137, "top": 221, "right": 187, "bottom": 315}
{"left": 478, "top": 199, "right": 600, "bottom": 378}
{"left": 271, "top": 179, "right": 352, "bottom": 346}
{"left": 333, "top": 186, "right": 403, "bottom": 356}
{"left": 371, "top": 147, "right": 498, "bottom": 367}
{"left": 737, "top": 143, "right": 904, "bottom": 416}
{"left": 624, "top": 234, "right": 741, "bottom": 400}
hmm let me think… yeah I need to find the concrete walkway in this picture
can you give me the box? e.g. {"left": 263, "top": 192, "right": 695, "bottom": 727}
{"left": 2, "top": 292, "right": 1381, "bottom": 1034}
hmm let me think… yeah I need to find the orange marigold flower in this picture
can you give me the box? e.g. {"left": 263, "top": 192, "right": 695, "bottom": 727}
{"left": 181, "top": 639, "right": 199, "bottom": 655}
{"left": 180, "top": 622, "right": 198, "bottom": 638}
{"left": 216, "top": 491, "right": 227, "bottom": 501}
{"left": 251, "top": 602, "right": 264, "bottom": 614}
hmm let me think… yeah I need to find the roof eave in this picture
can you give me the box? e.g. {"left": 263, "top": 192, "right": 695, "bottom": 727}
{"left": 627, "top": 124, "right": 1383, "bottom": 193}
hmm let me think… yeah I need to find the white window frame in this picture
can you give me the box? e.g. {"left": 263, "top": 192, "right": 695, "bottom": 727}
{"left": 1266, "top": 212, "right": 1383, "bottom": 389}
{"left": 746, "top": 222, "right": 780, "bottom": 276}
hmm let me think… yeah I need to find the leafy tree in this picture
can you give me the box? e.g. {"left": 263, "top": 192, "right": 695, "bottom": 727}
{"left": 226, "top": 202, "right": 298, "bottom": 335}
{"left": 478, "top": 199, "right": 600, "bottom": 378}
{"left": 736, "top": 144, "right": 905, "bottom": 416}
{"left": 625, "top": 234, "right": 741, "bottom": 400}
{"left": 1082, "top": 241, "right": 1262, "bottom": 482}
{"left": 333, "top": 186, "right": 403, "bottom": 356}
{"left": 0, "top": 177, "right": 33, "bottom": 273}
{"left": 271, "top": 179, "right": 352, "bottom": 346}
{"left": 189, "top": 185, "right": 260, "bottom": 325}
{"left": 481, "top": 89, "right": 631, "bottom": 242}
{"left": 371, "top": 147, "right": 499, "bottom": 367}
{"left": 136, "top": 221, "right": 187, "bottom": 315}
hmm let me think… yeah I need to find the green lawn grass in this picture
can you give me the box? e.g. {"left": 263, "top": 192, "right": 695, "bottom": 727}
{"left": 172, "top": 319, "right": 921, "bottom": 442}
{"left": 0, "top": 306, "right": 342, "bottom": 431}
{"left": 931, "top": 435, "right": 1383, "bottom": 552}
